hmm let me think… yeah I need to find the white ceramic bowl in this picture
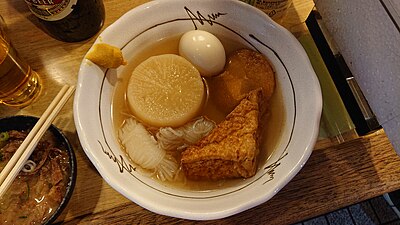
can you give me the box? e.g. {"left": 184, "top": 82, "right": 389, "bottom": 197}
{"left": 74, "top": 0, "right": 322, "bottom": 220}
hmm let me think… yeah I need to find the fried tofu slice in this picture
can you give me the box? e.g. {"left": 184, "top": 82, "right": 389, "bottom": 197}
{"left": 181, "top": 89, "right": 264, "bottom": 180}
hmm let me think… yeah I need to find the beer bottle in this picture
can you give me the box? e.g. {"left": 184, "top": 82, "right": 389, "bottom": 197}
{"left": 240, "top": 0, "right": 292, "bottom": 23}
{"left": 24, "top": 0, "right": 105, "bottom": 42}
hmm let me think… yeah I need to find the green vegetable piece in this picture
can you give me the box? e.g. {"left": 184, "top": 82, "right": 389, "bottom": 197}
{"left": 0, "top": 132, "right": 8, "bottom": 142}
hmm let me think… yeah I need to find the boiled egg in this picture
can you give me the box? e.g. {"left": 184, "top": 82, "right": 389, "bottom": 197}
{"left": 179, "top": 30, "right": 226, "bottom": 77}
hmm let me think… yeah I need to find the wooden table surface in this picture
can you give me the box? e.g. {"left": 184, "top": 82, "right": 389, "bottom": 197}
{"left": 1, "top": 1, "right": 400, "bottom": 224}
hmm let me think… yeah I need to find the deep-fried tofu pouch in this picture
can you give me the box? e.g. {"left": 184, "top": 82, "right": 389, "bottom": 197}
{"left": 85, "top": 43, "right": 127, "bottom": 68}
{"left": 181, "top": 89, "right": 264, "bottom": 180}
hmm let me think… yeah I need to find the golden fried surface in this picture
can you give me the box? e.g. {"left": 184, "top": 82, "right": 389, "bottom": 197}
{"left": 207, "top": 49, "right": 275, "bottom": 114}
{"left": 181, "top": 89, "right": 264, "bottom": 180}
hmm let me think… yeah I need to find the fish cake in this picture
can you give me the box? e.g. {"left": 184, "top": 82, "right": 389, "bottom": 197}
{"left": 208, "top": 48, "right": 275, "bottom": 114}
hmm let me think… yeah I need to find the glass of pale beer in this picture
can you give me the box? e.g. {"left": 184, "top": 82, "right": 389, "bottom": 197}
{"left": 0, "top": 15, "right": 41, "bottom": 107}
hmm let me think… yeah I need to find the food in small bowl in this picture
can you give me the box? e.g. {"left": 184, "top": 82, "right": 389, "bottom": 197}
{"left": 74, "top": 0, "right": 322, "bottom": 220}
{"left": 0, "top": 115, "right": 77, "bottom": 225}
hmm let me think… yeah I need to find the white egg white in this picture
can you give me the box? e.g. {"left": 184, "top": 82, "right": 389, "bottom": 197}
{"left": 179, "top": 30, "right": 226, "bottom": 77}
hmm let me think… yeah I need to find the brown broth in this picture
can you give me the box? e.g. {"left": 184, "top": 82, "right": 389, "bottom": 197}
{"left": 0, "top": 130, "right": 70, "bottom": 224}
{"left": 112, "top": 34, "right": 285, "bottom": 191}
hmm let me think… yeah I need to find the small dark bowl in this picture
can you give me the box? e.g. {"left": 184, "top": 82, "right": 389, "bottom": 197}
{"left": 0, "top": 115, "right": 77, "bottom": 225}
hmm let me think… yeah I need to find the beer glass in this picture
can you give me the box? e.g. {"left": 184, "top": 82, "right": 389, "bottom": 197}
{"left": 0, "top": 15, "right": 41, "bottom": 107}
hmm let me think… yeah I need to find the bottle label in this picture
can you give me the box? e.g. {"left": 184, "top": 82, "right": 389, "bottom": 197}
{"left": 24, "top": 0, "right": 78, "bottom": 21}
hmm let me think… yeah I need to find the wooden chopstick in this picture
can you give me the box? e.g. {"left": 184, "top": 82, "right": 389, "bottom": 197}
{"left": 0, "top": 85, "right": 75, "bottom": 198}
